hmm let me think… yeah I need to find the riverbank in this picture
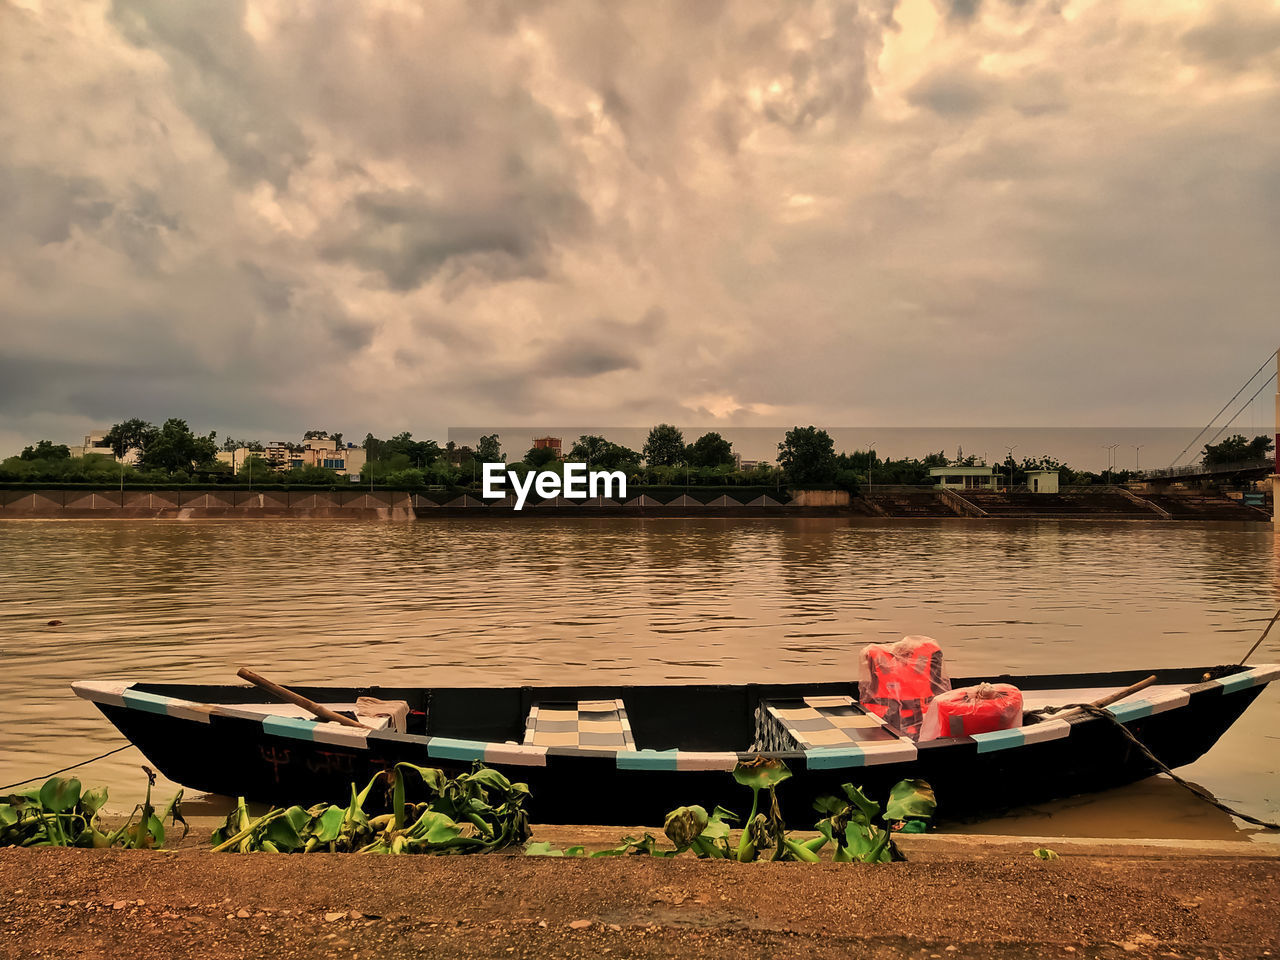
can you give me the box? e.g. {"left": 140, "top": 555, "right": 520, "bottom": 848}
{"left": 0, "top": 486, "right": 1270, "bottom": 520}
{"left": 3, "top": 835, "right": 1277, "bottom": 959}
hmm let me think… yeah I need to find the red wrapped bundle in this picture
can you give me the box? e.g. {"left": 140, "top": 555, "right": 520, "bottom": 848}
{"left": 919, "top": 683, "right": 1023, "bottom": 742}
{"left": 857, "top": 636, "right": 950, "bottom": 740}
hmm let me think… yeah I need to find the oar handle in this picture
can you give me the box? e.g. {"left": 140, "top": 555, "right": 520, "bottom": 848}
{"left": 1088, "top": 674, "right": 1158, "bottom": 710}
{"left": 237, "top": 667, "right": 370, "bottom": 729}
{"left": 1042, "top": 674, "right": 1158, "bottom": 721}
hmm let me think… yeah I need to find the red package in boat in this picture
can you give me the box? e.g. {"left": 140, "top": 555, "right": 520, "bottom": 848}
{"left": 858, "top": 636, "right": 950, "bottom": 740}
{"left": 919, "top": 683, "right": 1023, "bottom": 741}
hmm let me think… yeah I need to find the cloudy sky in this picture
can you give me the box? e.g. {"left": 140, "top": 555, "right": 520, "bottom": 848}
{"left": 2, "top": 0, "right": 1279, "bottom": 452}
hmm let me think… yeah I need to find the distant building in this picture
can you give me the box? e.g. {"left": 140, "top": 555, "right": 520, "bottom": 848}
{"left": 71, "top": 433, "right": 139, "bottom": 464}
{"left": 220, "top": 436, "right": 366, "bottom": 478}
{"left": 1026, "top": 469, "right": 1060, "bottom": 494}
{"left": 532, "top": 436, "right": 563, "bottom": 459}
{"left": 929, "top": 465, "right": 997, "bottom": 490}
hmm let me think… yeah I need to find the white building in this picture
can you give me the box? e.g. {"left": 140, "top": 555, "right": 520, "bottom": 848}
{"left": 928, "top": 465, "right": 997, "bottom": 490}
{"left": 1026, "top": 469, "right": 1060, "bottom": 494}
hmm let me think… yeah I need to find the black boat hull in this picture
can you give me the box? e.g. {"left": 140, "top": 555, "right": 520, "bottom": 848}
{"left": 76, "top": 665, "right": 1274, "bottom": 824}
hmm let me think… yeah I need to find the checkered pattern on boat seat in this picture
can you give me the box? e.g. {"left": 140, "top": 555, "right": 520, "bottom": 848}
{"left": 764, "top": 696, "right": 900, "bottom": 748}
{"left": 523, "top": 699, "right": 636, "bottom": 750}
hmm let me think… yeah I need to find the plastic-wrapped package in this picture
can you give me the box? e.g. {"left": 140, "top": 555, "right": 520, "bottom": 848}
{"left": 919, "top": 683, "right": 1023, "bottom": 742}
{"left": 858, "top": 636, "right": 950, "bottom": 740}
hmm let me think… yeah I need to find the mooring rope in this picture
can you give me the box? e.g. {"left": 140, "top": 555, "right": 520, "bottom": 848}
{"left": 1031, "top": 703, "right": 1280, "bottom": 830}
{"left": 1, "top": 744, "right": 132, "bottom": 792}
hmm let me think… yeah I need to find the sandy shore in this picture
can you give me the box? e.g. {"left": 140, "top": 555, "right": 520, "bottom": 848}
{"left": 3, "top": 831, "right": 1277, "bottom": 960}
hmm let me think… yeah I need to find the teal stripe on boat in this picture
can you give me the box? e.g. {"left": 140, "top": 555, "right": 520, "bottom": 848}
{"left": 428, "top": 738, "right": 488, "bottom": 762}
{"left": 1109, "top": 699, "right": 1154, "bottom": 722}
{"left": 263, "top": 715, "right": 317, "bottom": 741}
{"left": 805, "top": 745, "right": 866, "bottom": 770}
{"left": 122, "top": 690, "right": 172, "bottom": 717}
{"left": 1218, "top": 671, "right": 1259, "bottom": 695}
{"left": 973, "top": 727, "right": 1026, "bottom": 754}
{"left": 617, "top": 749, "right": 678, "bottom": 771}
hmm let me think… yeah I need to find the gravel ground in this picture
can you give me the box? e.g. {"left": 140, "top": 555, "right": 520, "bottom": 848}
{"left": 2, "top": 846, "right": 1278, "bottom": 960}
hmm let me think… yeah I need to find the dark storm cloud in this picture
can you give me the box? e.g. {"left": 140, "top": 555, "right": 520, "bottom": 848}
{"left": 1181, "top": 4, "right": 1280, "bottom": 71}
{"left": 321, "top": 185, "right": 581, "bottom": 292}
{"left": 542, "top": 343, "right": 640, "bottom": 379}
{"left": 907, "top": 64, "right": 997, "bottom": 116}
{"left": 108, "top": 0, "right": 310, "bottom": 187}
{"left": 0, "top": 167, "right": 114, "bottom": 247}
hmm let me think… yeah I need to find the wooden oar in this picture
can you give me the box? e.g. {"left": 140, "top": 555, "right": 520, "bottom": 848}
{"left": 237, "top": 667, "right": 371, "bottom": 729}
{"left": 1039, "top": 674, "right": 1158, "bottom": 721}
{"left": 1239, "top": 608, "right": 1280, "bottom": 665}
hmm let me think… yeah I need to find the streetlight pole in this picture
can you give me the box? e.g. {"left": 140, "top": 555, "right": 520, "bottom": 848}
{"left": 1104, "top": 443, "right": 1119, "bottom": 484}
{"left": 863, "top": 440, "right": 877, "bottom": 496}
{"left": 1005, "top": 444, "right": 1018, "bottom": 492}
{"left": 1133, "top": 444, "right": 1144, "bottom": 473}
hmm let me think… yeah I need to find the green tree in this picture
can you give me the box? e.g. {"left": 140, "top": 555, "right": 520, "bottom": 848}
{"left": 1202, "top": 434, "right": 1274, "bottom": 465}
{"left": 567, "top": 435, "right": 642, "bottom": 471}
{"left": 643, "top": 424, "right": 685, "bottom": 466}
{"left": 476, "top": 434, "right": 503, "bottom": 463}
{"left": 284, "top": 464, "right": 341, "bottom": 485}
{"left": 103, "top": 418, "right": 158, "bottom": 459}
{"left": 19, "top": 440, "right": 71, "bottom": 461}
{"left": 686, "top": 432, "right": 734, "bottom": 468}
{"left": 524, "top": 445, "right": 559, "bottom": 468}
{"left": 384, "top": 432, "right": 441, "bottom": 467}
{"left": 777, "top": 426, "right": 837, "bottom": 484}
{"left": 236, "top": 455, "right": 275, "bottom": 483}
{"left": 139, "top": 419, "right": 218, "bottom": 473}
{"left": 303, "top": 429, "right": 329, "bottom": 440}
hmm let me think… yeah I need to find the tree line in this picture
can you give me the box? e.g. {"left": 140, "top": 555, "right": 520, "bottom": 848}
{"left": 3, "top": 417, "right": 1272, "bottom": 489}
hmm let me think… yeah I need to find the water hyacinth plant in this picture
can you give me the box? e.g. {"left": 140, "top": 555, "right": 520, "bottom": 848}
{"left": 211, "top": 762, "right": 531, "bottom": 855}
{"left": 525, "top": 758, "right": 936, "bottom": 862}
{"left": 0, "top": 767, "right": 186, "bottom": 849}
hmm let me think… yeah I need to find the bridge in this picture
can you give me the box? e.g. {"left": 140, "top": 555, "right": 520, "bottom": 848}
{"left": 1141, "top": 457, "right": 1276, "bottom": 483}
{"left": 1152, "top": 348, "right": 1277, "bottom": 520}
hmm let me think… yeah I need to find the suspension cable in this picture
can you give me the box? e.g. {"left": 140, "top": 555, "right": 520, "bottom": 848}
{"left": 1168, "top": 350, "right": 1278, "bottom": 468}
{"left": 1200, "top": 370, "right": 1277, "bottom": 451}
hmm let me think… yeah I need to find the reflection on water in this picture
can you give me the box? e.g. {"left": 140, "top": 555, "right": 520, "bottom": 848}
{"left": 0, "top": 517, "right": 1276, "bottom": 838}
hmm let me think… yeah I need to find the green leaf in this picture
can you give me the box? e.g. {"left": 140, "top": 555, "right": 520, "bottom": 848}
{"left": 39, "top": 777, "right": 82, "bottom": 814}
{"left": 782, "top": 838, "right": 821, "bottom": 862}
{"left": 840, "top": 783, "right": 881, "bottom": 825}
{"left": 897, "top": 818, "right": 928, "bottom": 834}
{"left": 309, "top": 806, "right": 345, "bottom": 844}
{"left": 591, "top": 833, "right": 663, "bottom": 857}
{"left": 264, "top": 806, "right": 310, "bottom": 851}
{"left": 1033, "top": 847, "right": 1059, "bottom": 860}
{"left": 525, "top": 840, "right": 562, "bottom": 856}
{"left": 0, "top": 805, "right": 17, "bottom": 829}
{"left": 81, "top": 786, "right": 109, "bottom": 819}
{"left": 842, "top": 822, "right": 886, "bottom": 862}
{"left": 664, "top": 805, "right": 709, "bottom": 850}
{"left": 144, "top": 814, "right": 166, "bottom": 849}
{"left": 885, "top": 780, "right": 936, "bottom": 822}
{"left": 733, "top": 757, "right": 792, "bottom": 792}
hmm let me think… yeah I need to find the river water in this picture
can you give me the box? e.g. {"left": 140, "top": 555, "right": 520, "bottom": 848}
{"left": 2, "top": 518, "right": 1277, "bottom": 840}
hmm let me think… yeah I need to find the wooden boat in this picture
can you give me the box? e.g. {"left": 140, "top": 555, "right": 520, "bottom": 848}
{"left": 73, "top": 662, "right": 1278, "bottom": 824}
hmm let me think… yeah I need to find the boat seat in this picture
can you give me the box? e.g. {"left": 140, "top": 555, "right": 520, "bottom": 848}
{"left": 756, "top": 696, "right": 903, "bottom": 751}
{"left": 523, "top": 699, "right": 636, "bottom": 750}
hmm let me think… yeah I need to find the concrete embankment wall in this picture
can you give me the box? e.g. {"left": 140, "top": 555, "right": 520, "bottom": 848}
{"left": 0, "top": 489, "right": 866, "bottom": 520}
{"left": 0, "top": 489, "right": 415, "bottom": 521}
